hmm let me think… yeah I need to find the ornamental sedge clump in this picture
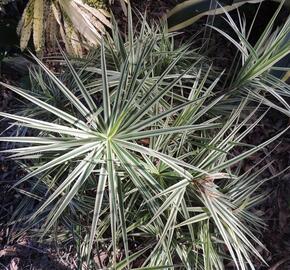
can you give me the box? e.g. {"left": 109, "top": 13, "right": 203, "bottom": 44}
{"left": 1, "top": 12, "right": 289, "bottom": 270}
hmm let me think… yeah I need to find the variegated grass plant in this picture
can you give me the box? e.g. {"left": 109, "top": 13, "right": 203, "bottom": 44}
{"left": 166, "top": 0, "right": 290, "bottom": 117}
{"left": 1, "top": 13, "right": 289, "bottom": 270}
{"left": 215, "top": 1, "right": 290, "bottom": 113}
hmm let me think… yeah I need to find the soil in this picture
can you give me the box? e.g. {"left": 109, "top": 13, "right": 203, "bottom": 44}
{"left": 1, "top": 0, "right": 290, "bottom": 269}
